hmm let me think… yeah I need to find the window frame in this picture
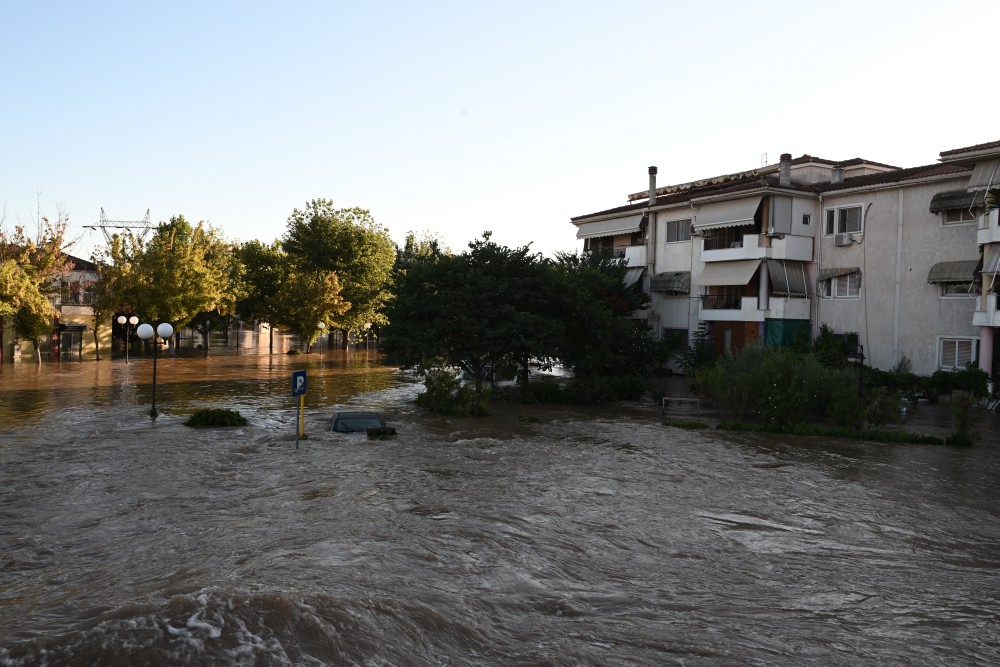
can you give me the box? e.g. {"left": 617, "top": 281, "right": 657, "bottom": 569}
{"left": 665, "top": 218, "right": 692, "bottom": 243}
{"left": 937, "top": 336, "right": 978, "bottom": 370}
{"left": 820, "top": 272, "right": 861, "bottom": 299}
{"left": 824, "top": 204, "right": 864, "bottom": 236}
{"left": 941, "top": 207, "right": 982, "bottom": 226}
{"left": 940, "top": 282, "right": 975, "bottom": 298}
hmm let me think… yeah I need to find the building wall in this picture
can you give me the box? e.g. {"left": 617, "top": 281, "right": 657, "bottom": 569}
{"left": 816, "top": 177, "right": 978, "bottom": 375}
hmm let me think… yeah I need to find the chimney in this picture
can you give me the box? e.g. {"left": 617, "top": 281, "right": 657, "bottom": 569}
{"left": 832, "top": 165, "right": 845, "bottom": 183}
{"left": 648, "top": 166, "right": 657, "bottom": 206}
{"left": 779, "top": 153, "right": 792, "bottom": 187}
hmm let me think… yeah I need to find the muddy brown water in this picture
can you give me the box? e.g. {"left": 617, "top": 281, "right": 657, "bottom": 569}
{"left": 1, "top": 353, "right": 999, "bottom": 665}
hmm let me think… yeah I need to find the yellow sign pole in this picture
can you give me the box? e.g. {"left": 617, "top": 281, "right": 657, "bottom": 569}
{"left": 298, "top": 395, "right": 305, "bottom": 439}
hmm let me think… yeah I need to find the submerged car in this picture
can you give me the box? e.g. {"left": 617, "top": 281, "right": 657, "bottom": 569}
{"left": 330, "top": 411, "right": 387, "bottom": 433}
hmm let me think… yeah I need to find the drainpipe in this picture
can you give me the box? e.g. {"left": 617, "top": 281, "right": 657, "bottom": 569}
{"left": 893, "top": 189, "right": 903, "bottom": 367}
{"left": 648, "top": 166, "right": 657, "bottom": 331}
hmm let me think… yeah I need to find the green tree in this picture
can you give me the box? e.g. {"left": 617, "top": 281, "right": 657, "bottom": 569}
{"left": 551, "top": 251, "right": 651, "bottom": 379}
{"left": 1, "top": 215, "right": 72, "bottom": 363}
{"left": 270, "top": 269, "right": 350, "bottom": 351}
{"left": 102, "top": 216, "right": 238, "bottom": 344}
{"left": 282, "top": 200, "right": 395, "bottom": 343}
{"left": 235, "top": 240, "right": 290, "bottom": 354}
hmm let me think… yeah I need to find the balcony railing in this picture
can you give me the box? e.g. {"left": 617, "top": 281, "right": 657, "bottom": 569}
{"left": 701, "top": 294, "right": 743, "bottom": 310}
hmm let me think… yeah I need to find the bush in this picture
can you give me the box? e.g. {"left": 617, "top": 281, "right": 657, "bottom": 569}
{"left": 184, "top": 408, "right": 248, "bottom": 427}
{"left": 930, "top": 366, "right": 989, "bottom": 398}
{"left": 417, "top": 368, "right": 491, "bottom": 416}
{"left": 694, "top": 345, "right": 897, "bottom": 429}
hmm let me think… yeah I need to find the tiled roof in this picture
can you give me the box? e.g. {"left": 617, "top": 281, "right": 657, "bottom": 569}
{"left": 67, "top": 254, "right": 98, "bottom": 272}
{"left": 572, "top": 174, "right": 791, "bottom": 221}
{"left": 834, "top": 157, "right": 899, "bottom": 169}
{"left": 574, "top": 155, "right": 969, "bottom": 223}
{"left": 816, "top": 163, "right": 970, "bottom": 193}
{"left": 940, "top": 140, "right": 1000, "bottom": 158}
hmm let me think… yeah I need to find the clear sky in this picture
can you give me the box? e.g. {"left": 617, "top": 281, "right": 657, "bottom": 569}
{"left": 3, "top": 0, "right": 998, "bottom": 261}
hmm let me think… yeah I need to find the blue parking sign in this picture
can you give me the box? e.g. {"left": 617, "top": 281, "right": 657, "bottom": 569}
{"left": 291, "top": 370, "right": 307, "bottom": 396}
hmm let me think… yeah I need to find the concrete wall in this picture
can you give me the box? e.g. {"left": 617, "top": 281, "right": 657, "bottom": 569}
{"left": 816, "top": 176, "right": 978, "bottom": 375}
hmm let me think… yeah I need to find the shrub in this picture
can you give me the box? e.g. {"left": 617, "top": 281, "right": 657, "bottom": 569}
{"left": 417, "top": 368, "right": 491, "bottom": 416}
{"left": 184, "top": 408, "right": 248, "bottom": 428}
{"left": 930, "top": 366, "right": 989, "bottom": 398}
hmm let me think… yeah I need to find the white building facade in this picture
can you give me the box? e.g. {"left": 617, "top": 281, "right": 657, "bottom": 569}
{"left": 571, "top": 140, "right": 1000, "bottom": 378}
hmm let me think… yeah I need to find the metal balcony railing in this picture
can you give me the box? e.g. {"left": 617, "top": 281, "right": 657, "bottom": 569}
{"left": 701, "top": 295, "right": 742, "bottom": 310}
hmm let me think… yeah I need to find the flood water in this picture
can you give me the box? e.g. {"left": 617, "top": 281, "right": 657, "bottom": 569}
{"left": 1, "top": 352, "right": 999, "bottom": 666}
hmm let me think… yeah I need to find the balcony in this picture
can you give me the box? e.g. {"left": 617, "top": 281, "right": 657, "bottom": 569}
{"left": 699, "top": 295, "right": 809, "bottom": 323}
{"left": 623, "top": 245, "right": 646, "bottom": 268}
{"left": 977, "top": 209, "right": 1000, "bottom": 246}
{"left": 973, "top": 293, "right": 1000, "bottom": 327}
{"left": 699, "top": 296, "right": 764, "bottom": 322}
{"left": 590, "top": 243, "right": 646, "bottom": 266}
{"left": 766, "top": 296, "right": 810, "bottom": 320}
{"left": 701, "top": 233, "right": 813, "bottom": 262}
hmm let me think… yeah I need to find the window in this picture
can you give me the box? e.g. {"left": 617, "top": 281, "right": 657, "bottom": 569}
{"left": 662, "top": 327, "right": 689, "bottom": 350}
{"left": 821, "top": 272, "right": 860, "bottom": 298}
{"left": 941, "top": 282, "right": 974, "bottom": 298}
{"left": 824, "top": 205, "right": 863, "bottom": 235}
{"left": 939, "top": 337, "right": 977, "bottom": 369}
{"left": 802, "top": 213, "right": 811, "bottom": 226}
{"left": 666, "top": 218, "right": 692, "bottom": 243}
{"left": 943, "top": 207, "right": 982, "bottom": 225}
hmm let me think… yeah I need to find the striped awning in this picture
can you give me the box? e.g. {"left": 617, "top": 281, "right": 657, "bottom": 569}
{"left": 817, "top": 267, "right": 860, "bottom": 282}
{"left": 927, "top": 260, "right": 979, "bottom": 284}
{"left": 650, "top": 271, "right": 690, "bottom": 293}
{"left": 575, "top": 214, "right": 645, "bottom": 240}
{"left": 693, "top": 197, "right": 762, "bottom": 231}
{"left": 929, "top": 189, "right": 986, "bottom": 213}
{"left": 693, "top": 259, "right": 760, "bottom": 286}
{"left": 623, "top": 266, "right": 645, "bottom": 288}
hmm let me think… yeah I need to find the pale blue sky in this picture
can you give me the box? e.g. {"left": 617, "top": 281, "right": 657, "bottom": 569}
{"left": 3, "top": 1, "right": 998, "bottom": 260}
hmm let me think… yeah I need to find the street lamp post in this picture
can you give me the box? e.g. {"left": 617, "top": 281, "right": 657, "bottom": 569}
{"left": 317, "top": 321, "right": 326, "bottom": 353}
{"left": 136, "top": 322, "right": 174, "bottom": 420}
{"left": 116, "top": 315, "right": 139, "bottom": 363}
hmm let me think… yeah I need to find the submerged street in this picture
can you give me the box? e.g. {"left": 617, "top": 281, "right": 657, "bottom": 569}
{"left": 1, "top": 353, "right": 999, "bottom": 665}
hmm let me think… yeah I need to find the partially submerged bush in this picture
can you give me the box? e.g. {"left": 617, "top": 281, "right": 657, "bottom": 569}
{"left": 417, "top": 368, "right": 490, "bottom": 416}
{"left": 184, "top": 408, "right": 248, "bottom": 428}
{"left": 695, "top": 345, "right": 896, "bottom": 430}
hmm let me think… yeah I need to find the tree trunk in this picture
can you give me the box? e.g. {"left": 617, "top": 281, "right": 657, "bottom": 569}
{"left": 33, "top": 337, "right": 41, "bottom": 364}
{"left": 93, "top": 328, "right": 102, "bottom": 361}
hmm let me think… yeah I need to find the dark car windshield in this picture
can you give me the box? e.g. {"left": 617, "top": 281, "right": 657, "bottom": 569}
{"left": 332, "top": 413, "right": 385, "bottom": 432}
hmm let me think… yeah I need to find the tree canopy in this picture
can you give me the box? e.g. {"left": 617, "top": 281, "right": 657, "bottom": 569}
{"left": 383, "top": 232, "right": 664, "bottom": 402}
{"left": 1, "top": 215, "right": 73, "bottom": 362}
{"left": 282, "top": 200, "right": 395, "bottom": 334}
{"left": 96, "top": 215, "right": 238, "bottom": 331}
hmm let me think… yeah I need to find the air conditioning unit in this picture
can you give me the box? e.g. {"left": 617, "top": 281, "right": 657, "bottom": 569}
{"left": 834, "top": 233, "right": 852, "bottom": 247}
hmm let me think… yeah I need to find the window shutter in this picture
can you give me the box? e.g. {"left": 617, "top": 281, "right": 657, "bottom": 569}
{"left": 956, "top": 340, "right": 973, "bottom": 367}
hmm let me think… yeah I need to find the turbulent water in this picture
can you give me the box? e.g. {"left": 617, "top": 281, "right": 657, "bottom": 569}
{"left": 1, "top": 353, "right": 999, "bottom": 666}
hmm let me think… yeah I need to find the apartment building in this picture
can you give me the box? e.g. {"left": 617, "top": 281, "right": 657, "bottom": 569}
{"left": 571, "top": 140, "right": 999, "bottom": 378}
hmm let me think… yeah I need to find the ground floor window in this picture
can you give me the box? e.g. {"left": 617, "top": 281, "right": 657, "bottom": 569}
{"left": 662, "top": 327, "right": 689, "bottom": 350}
{"left": 821, "top": 272, "right": 860, "bottom": 299}
{"left": 939, "top": 337, "right": 978, "bottom": 369}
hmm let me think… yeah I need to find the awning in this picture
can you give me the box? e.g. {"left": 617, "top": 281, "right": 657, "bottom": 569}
{"left": 766, "top": 260, "right": 808, "bottom": 297}
{"left": 817, "top": 266, "right": 860, "bottom": 282}
{"left": 693, "top": 197, "right": 761, "bottom": 231}
{"left": 929, "top": 189, "right": 986, "bottom": 213}
{"left": 968, "top": 159, "right": 1000, "bottom": 190}
{"left": 575, "top": 213, "right": 645, "bottom": 240}
{"left": 623, "top": 266, "right": 644, "bottom": 288}
{"left": 927, "top": 260, "right": 979, "bottom": 283}
{"left": 650, "top": 271, "right": 690, "bottom": 293}
{"left": 692, "top": 259, "right": 760, "bottom": 286}
{"left": 983, "top": 250, "right": 1000, "bottom": 275}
